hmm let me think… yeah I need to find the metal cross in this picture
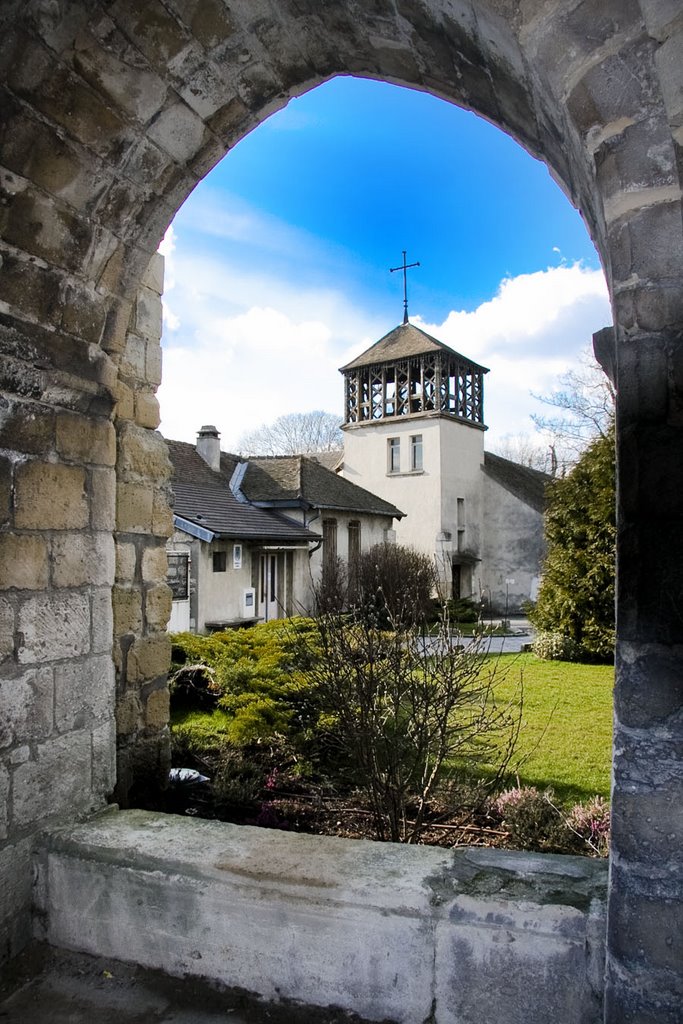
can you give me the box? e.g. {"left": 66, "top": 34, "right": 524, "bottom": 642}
{"left": 390, "top": 250, "right": 420, "bottom": 324}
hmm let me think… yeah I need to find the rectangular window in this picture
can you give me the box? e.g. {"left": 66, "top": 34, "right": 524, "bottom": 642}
{"left": 456, "top": 498, "right": 465, "bottom": 552}
{"left": 233, "top": 544, "right": 243, "bottom": 570}
{"left": 410, "top": 434, "right": 423, "bottom": 471}
{"left": 388, "top": 437, "right": 400, "bottom": 473}
{"left": 322, "top": 518, "right": 338, "bottom": 583}
{"left": 347, "top": 520, "right": 361, "bottom": 600}
{"left": 167, "top": 552, "right": 189, "bottom": 600}
{"left": 212, "top": 550, "right": 227, "bottom": 572}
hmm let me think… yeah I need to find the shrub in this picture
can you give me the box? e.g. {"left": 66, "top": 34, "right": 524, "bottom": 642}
{"left": 446, "top": 597, "right": 480, "bottom": 624}
{"left": 565, "top": 795, "right": 610, "bottom": 857}
{"left": 356, "top": 542, "right": 438, "bottom": 626}
{"left": 493, "top": 785, "right": 567, "bottom": 852}
{"left": 531, "top": 631, "right": 586, "bottom": 662}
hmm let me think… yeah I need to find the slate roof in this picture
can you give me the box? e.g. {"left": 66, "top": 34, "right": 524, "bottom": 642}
{"left": 242, "top": 455, "right": 404, "bottom": 519}
{"left": 165, "top": 439, "right": 318, "bottom": 543}
{"left": 483, "top": 452, "right": 550, "bottom": 513}
{"left": 339, "top": 322, "right": 489, "bottom": 373}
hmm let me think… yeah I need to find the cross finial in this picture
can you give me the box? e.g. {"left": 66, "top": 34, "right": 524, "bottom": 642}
{"left": 390, "top": 250, "right": 420, "bottom": 324}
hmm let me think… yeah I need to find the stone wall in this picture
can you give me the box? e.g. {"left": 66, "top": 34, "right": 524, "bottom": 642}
{"left": 0, "top": 1, "right": 681, "bottom": 1019}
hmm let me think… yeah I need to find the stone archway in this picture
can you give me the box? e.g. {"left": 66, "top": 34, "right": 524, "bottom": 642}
{"left": 0, "top": 2, "right": 681, "bottom": 1020}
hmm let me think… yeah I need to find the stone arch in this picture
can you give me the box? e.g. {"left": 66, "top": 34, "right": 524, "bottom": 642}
{"left": 0, "top": 2, "right": 681, "bottom": 1020}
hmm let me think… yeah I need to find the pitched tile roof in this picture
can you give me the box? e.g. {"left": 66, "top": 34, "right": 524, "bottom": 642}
{"left": 339, "top": 321, "right": 489, "bottom": 373}
{"left": 165, "top": 439, "right": 318, "bottom": 543}
{"left": 483, "top": 452, "right": 550, "bottom": 512}
{"left": 243, "top": 455, "right": 404, "bottom": 518}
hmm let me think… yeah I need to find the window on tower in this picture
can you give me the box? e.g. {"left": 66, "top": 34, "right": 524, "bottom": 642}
{"left": 410, "top": 434, "right": 423, "bottom": 471}
{"left": 388, "top": 437, "right": 400, "bottom": 473}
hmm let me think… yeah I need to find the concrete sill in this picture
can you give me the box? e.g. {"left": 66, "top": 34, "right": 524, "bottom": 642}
{"left": 36, "top": 809, "right": 608, "bottom": 1024}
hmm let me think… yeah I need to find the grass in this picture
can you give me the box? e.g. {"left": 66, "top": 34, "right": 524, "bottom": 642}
{"left": 462, "top": 652, "right": 614, "bottom": 805}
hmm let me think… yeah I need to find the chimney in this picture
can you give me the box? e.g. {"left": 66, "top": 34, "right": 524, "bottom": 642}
{"left": 196, "top": 424, "right": 221, "bottom": 472}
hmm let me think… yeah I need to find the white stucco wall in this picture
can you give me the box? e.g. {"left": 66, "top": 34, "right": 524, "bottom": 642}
{"left": 480, "top": 474, "right": 546, "bottom": 614}
{"left": 342, "top": 416, "right": 485, "bottom": 594}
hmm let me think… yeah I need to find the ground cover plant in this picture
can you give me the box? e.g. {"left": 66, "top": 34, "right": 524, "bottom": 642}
{"left": 167, "top": 618, "right": 612, "bottom": 855}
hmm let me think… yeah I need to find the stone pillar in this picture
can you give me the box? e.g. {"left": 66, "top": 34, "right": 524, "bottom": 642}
{"left": 111, "top": 255, "right": 173, "bottom": 806}
{"left": 608, "top": 319, "right": 683, "bottom": 1018}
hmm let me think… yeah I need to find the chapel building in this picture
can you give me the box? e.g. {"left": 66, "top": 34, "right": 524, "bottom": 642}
{"left": 339, "top": 320, "right": 548, "bottom": 613}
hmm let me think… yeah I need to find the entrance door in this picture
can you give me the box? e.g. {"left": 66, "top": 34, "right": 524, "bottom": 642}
{"left": 259, "top": 553, "right": 280, "bottom": 621}
{"left": 452, "top": 563, "right": 462, "bottom": 601}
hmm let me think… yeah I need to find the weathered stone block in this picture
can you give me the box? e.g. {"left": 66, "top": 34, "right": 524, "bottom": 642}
{"left": 59, "top": 280, "right": 107, "bottom": 347}
{"left": 1, "top": 188, "right": 94, "bottom": 274}
{"left": 91, "top": 717, "right": 117, "bottom": 798}
{"left": 112, "top": 585, "right": 142, "bottom": 636}
{"left": 126, "top": 633, "right": 171, "bottom": 684}
{"left": 0, "top": 666, "right": 53, "bottom": 749}
{"left": 141, "top": 543, "right": 168, "bottom": 583}
{"left": 0, "top": 534, "right": 49, "bottom": 590}
{"left": 116, "top": 481, "right": 154, "bottom": 534}
{"left": 141, "top": 251, "right": 164, "bottom": 295}
{"left": 152, "top": 488, "right": 174, "bottom": 537}
{"left": 11, "top": 730, "right": 93, "bottom": 827}
{"left": 120, "top": 332, "right": 146, "bottom": 382}
{"left": 0, "top": 837, "right": 33, "bottom": 961}
{"left": 90, "top": 467, "right": 116, "bottom": 532}
{"left": 0, "top": 398, "right": 55, "bottom": 456}
{"left": 14, "top": 461, "right": 89, "bottom": 531}
{"left": 56, "top": 411, "right": 116, "bottom": 467}
{"left": 0, "top": 598, "right": 14, "bottom": 663}
{"left": 115, "top": 689, "right": 142, "bottom": 736}
{"left": 0, "top": 251, "right": 61, "bottom": 329}
{"left": 0, "top": 456, "right": 11, "bottom": 530}
{"left": 134, "top": 390, "right": 161, "bottom": 430}
{"left": 134, "top": 286, "right": 163, "bottom": 343}
{"left": 655, "top": 29, "right": 683, "bottom": 130}
{"left": 145, "top": 583, "right": 172, "bottom": 630}
{"left": 115, "top": 541, "right": 137, "bottom": 583}
{"left": 51, "top": 532, "right": 115, "bottom": 588}
{"left": 144, "top": 685, "right": 169, "bottom": 729}
{"left": 54, "top": 654, "right": 115, "bottom": 733}
{"left": 17, "top": 591, "right": 90, "bottom": 664}
{"left": 146, "top": 341, "right": 163, "bottom": 387}
{"left": 113, "top": 379, "right": 135, "bottom": 421}
{"left": 117, "top": 423, "right": 171, "bottom": 481}
{"left": 91, "top": 587, "right": 114, "bottom": 656}
{"left": 147, "top": 100, "right": 207, "bottom": 163}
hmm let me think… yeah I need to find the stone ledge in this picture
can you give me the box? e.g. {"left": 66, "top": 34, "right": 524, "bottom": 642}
{"left": 36, "top": 809, "right": 608, "bottom": 1024}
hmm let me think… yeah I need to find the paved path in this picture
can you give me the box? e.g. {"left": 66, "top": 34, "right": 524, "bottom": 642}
{"left": 0, "top": 944, "right": 380, "bottom": 1024}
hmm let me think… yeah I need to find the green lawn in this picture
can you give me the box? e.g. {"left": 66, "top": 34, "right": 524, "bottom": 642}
{"left": 469, "top": 653, "right": 614, "bottom": 804}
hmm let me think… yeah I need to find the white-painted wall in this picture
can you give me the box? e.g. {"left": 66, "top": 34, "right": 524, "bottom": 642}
{"left": 480, "top": 475, "right": 546, "bottom": 613}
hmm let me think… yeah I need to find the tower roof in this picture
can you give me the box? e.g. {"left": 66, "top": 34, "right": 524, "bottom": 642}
{"left": 339, "top": 321, "right": 489, "bottom": 373}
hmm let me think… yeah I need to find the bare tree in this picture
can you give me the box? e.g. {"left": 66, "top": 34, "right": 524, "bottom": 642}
{"left": 531, "top": 347, "right": 615, "bottom": 460}
{"left": 237, "top": 410, "right": 343, "bottom": 456}
{"left": 490, "top": 433, "right": 555, "bottom": 474}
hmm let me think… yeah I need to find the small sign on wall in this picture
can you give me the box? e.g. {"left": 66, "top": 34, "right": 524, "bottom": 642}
{"left": 233, "top": 544, "right": 243, "bottom": 570}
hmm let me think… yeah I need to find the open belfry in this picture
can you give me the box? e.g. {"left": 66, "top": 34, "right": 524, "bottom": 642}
{"left": 340, "top": 259, "right": 547, "bottom": 612}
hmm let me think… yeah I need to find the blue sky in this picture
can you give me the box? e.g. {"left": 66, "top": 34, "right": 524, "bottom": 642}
{"left": 158, "top": 76, "right": 611, "bottom": 451}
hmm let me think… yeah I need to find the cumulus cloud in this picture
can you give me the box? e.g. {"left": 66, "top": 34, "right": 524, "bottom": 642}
{"left": 158, "top": 232, "right": 611, "bottom": 454}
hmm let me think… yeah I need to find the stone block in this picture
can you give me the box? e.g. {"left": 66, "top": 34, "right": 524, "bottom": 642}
{"left": 51, "top": 532, "right": 115, "bottom": 588}
{"left": 17, "top": 592, "right": 90, "bottom": 664}
{"left": 91, "top": 587, "right": 114, "bottom": 656}
{"left": 126, "top": 633, "right": 171, "bottom": 684}
{"left": 56, "top": 411, "right": 116, "bottom": 467}
{"left": 117, "top": 423, "right": 171, "bottom": 481}
{"left": 0, "top": 398, "right": 55, "bottom": 456}
{"left": 134, "top": 286, "right": 163, "bottom": 343}
{"left": 0, "top": 666, "right": 53, "bottom": 749}
{"left": 0, "top": 534, "right": 49, "bottom": 590}
{"left": 101, "top": 295, "right": 134, "bottom": 356}
{"left": 1, "top": 188, "right": 93, "bottom": 274}
{"left": 655, "top": 28, "right": 683, "bottom": 129}
{"left": 113, "top": 379, "right": 135, "bottom": 421}
{"left": 144, "top": 685, "right": 170, "bottom": 729}
{"left": 109, "top": 0, "right": 189, "bottom": 70}
{"left": 145, "top": 583, "right": 172, "bottom": 630}
{"left": 112, "top": 585, "right": 143, "bottom": 637}
{"left": 120, "top": 332, "right": 146, "bottom": 382}
{"left": 115, "top": 689, "right": 142, "bottom": 736}
{"left": 0, "top": 763, "right": 8, "bottom": 840}
{"left": 90, "top": 467, "right": 116, "bottom": 531}
{"left": 152, "top": 488, "right": 174, "bottom": 537}
{"left": 611, "top": 786, "right": 683, "bottom": 868}
{"left": 54, "top": 654, "right": 115, "bottom": 733}
{"left": 91, "top": 718, "right": 117, "bottom": 798}
{"left": 0, "top": 252, "right": 61, "bottom": 330}
{"left": 11, "top": 730, "right": 93, "bottom": 827}
{"left": 14, "top": 461, "right": 89, "bottom": 531}
{"left": 640, "top": 0, "right": 683, "bottom": 41}
{"left": 115, "top": 541, "right": 137, "bottom": 583}
{"left": 141, "top": 544, "right": 168, "bottom": 583}
{"left": 59, "top": 280, "right": 107, "bottom": 346}
{"left": 134, "top": 390, "right": 161, "bottom": 430}
{"left": 0, "top": 456, "right": 11, "bottom": 530}
{"left": 147, "top": 100, "right": 207, "bottom": 164}
{"left": 0, "top": 598, "right": 14, "bottom": 663}
{"left": 116, "top": 481, "right": 154, "bottom": 534}
{"left": 142, "top": 251, "right": 165, "bottom": 295}
{"left": 146, "top": 341, "right": 163, "bottom": 387}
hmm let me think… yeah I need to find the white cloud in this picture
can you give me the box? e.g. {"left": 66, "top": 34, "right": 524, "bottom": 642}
{"left": 158, "top": 242, "right": 611, "bottom": 455}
